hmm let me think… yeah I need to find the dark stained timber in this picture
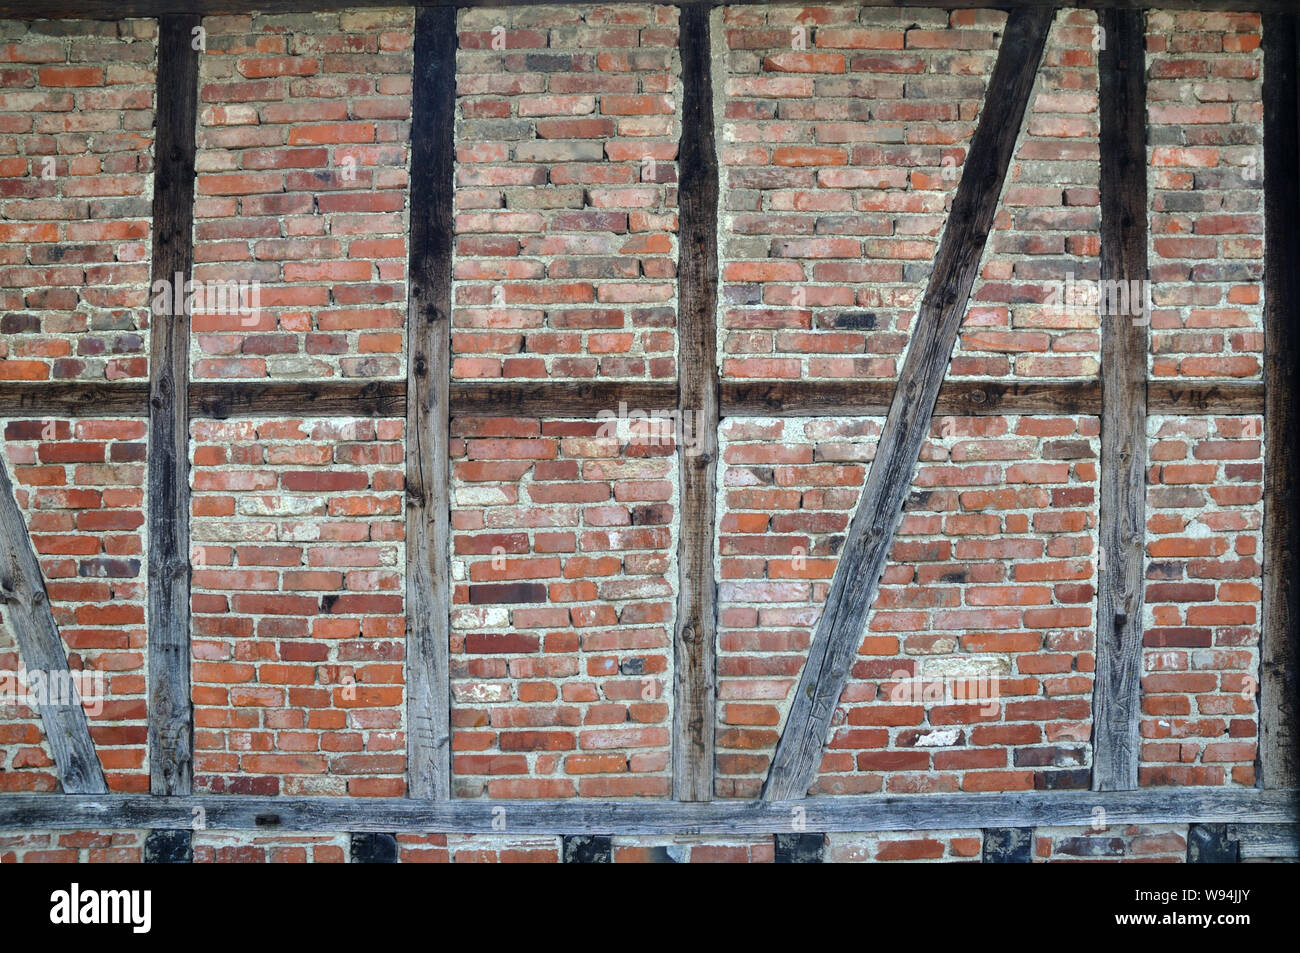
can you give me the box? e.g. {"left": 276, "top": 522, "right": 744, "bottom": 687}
{"left": 405, "top": 5, "right": 456, "bottom": 801}
{"left": 1091, "top": 7, "right": 1148, "bottom": 793}
{"left": 1261, "top": 13, "right": 1300, "bottom": 790}
{"left": 672, "top": 2, "right": 720, "bottom": 803}
{"left": 761, "top": 8, "right": 1055, "bottom": 802}
{"left": 189, "top": 381, "right": 405, "bottom": 419}
{"left": 146, "top": 14, "right": 201, "bottom": 798}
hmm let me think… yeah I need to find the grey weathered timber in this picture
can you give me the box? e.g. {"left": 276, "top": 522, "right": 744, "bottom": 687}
{"left": 1226, "top": 823, "right": 1300, "bottom": 859}
{"left": 761, "top": 7, "right": 1054, "bottom": 802}
{"left": 0, "top": 788, "right": 1293, "bottom": 835}
{"left": 405, "top": 5, "right": 455, "bottom": 800}
{"left": 1261, "top": 13, "right": 1300, "bottom": 791}
{"left": 6, "top": 2, "right": 1294, "bottom": 25}
{"left": 0, "top": 457, "right": 108, "bottom": 794}
{"left": 146, "top": 14, "right": 200, "bottom": 798}
{"left": 1091, "top": 8, "right": 1149, "bottom": 793}
{"left": 672, "top": 2, "right": 719, "bottom": 803}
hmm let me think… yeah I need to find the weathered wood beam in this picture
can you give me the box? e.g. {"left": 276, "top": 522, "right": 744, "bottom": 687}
{"left": 672, "top": 2, "right": 719, "bottom": 803}
{"left": 761, "top": 7, "right": 1054, "bottom": 802}
{"left": 146, "top": 14, "right": 200, "bottom": 798}
{"left": 1226, "top": 823, "right": 1300, "bottom": 859}
{"left": 723, "top": 380, "right": 1103, "bottom": 417}
{"left": 1090, "top": 7, "right": 1148, "bottom": 793}
{"left": 404, "top": 4, "right": 455, "bottom": 801}
{"left": 450, "top": 381, "right": 679, "bottom": 418}
{"left": 1261, "top": 12, "right": 1300, "bottom": 791}
{"left": 0, "top": 788, "right": 1293, "bottom": 834}
{"left": 5, "top": 2, "right": 1295, "bottom": 25}
{"left": 189, "top": 381, "right": 404, "bottom": 419}
{"left": 0, "top": 379, "right": 1269, "bottom": 422}
{"left": 0, "top": 457, "right": 108, "bottom": 794}
{"left": 0, "top": 384, "right": 150, "bottom": 418}
{"left": 1147, "top": 381, "right": 1265, "bottom": 415}
{"left": 723, "top": 380, "right": 1265, "bottom": 417}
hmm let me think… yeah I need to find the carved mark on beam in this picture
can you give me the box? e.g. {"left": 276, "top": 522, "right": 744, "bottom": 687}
{"left": 1261, "top": 12, "right": 1300, "bottom": 790}
{"left": 0, "top": 789, "right": 1293, "bottom": 835}
{"left": 146, "top": 14, "right": 200, "bottom": 798}
{"left": 1090, "top": 8, "right": 1149, "bottom": 793}
{"left": 405, "top": 5, "right": 456, "bottom": 800}
{"left": 672, "top": 2, "right": 719, "bottom": 803}
{"left": 760, "top": 8, "right": 1054, "bottom": 802}
{"left": 0, "top": 456, "right": 108, "bottom": 793}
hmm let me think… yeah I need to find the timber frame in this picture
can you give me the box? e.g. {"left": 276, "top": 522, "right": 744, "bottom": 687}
{"left": 0, "top": 0, "right": 1296, "bottom": 846}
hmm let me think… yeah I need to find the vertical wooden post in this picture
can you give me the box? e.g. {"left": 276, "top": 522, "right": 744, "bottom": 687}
{"left": 147, "top": 13, "right": 201, "bottom": 798}
{"left": 405, "top": 4, "right": 456, "bottom": 800}
{"left": 672, "top": 3, "right": 720, "bottom": 802}
{"left": 1261, "top": 13, "right": 1299, "bottom": 790}
{"left": 1090, "top": 8, "right": 1149, "bottom": 793}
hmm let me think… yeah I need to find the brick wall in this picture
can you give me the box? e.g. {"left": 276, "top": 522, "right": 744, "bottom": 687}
{"left": 0, "top": 4, "right": 1277, "bottom": 861}
{"left": 452, "top": 5, "right": 680, "bottom": 382}
{"left": 716, "top": 414, "right": 1098, "bottom": 798}
{"left": 1147, "top": 11, "right": 1263, "bottom": 382}
{"left": 189, "top": 416, "right": 406, "bottom": 796}
{"left": 2, "top": 418, "right": 148, "bottom": 792}
{"left": 450, "top": 414, "right": 675, "bottom": 798}
{"left": 193, "top": 9, "right": 412, "bottom": 381}
{"left": 0, "top": 19, "right": 156, "bottom": 383}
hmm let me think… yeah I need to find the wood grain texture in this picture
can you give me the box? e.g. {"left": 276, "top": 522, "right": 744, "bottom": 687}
{"left": 0, "top": 456, "right": 107, "bottom": 794}
{"left": 1226, "top": 823, "right": 1300, "bottom": 858}
{"left": 1261, "top": 13, "right": 1300, "bottom": 790}
{"left": 723, "top": 380, "right": 1103, "bottom": 417}
{"left": 0, "top": 379, "right": 1265, "bottom": 422}
{"left": 189, "top": 381, "right": 404, "bottom": 419}
{"left": 672, "top": 2, "right": 719, "bottom": 803}
{"left": 0, "top": 384, "right": 150, "bottom": 418}
{"left": 0, "top": 788, "right": 1292, "bottom": 834}
{"left": 1090, "top": 8, "right": 1149, "bottom": 793}
{"left": 761, "top": 7, "right": 1054, "bottom": 802}
{"left": 404, "top": 5, "right": 455, "bottom": 801}
{"left": 146, "top": 15, "right": 200, "bottom": 798}
{"left": 450, "top": 381, "right": 678, "bottom": 418}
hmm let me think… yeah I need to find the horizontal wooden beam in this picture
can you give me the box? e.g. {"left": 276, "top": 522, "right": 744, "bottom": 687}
{"left": 0, "top": 380, "right": 1265, "bottom": 422}
{"left": 0, "top": 384, "right": 150, "bottom": 418}
{"left": 726, "top": 380, "right": 1103, "bottom": 417}
{"left": 0, "top": 789, "right": 1292, "bottom": 834}
{"left": 189, "top": 381, "right": 405, "bottom": 420}
{"left": 1148, "top": 381, "right": 1266, "bottom": 415}
{"left": 4, "top": 1, "right": 1292, "bottom": 22}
